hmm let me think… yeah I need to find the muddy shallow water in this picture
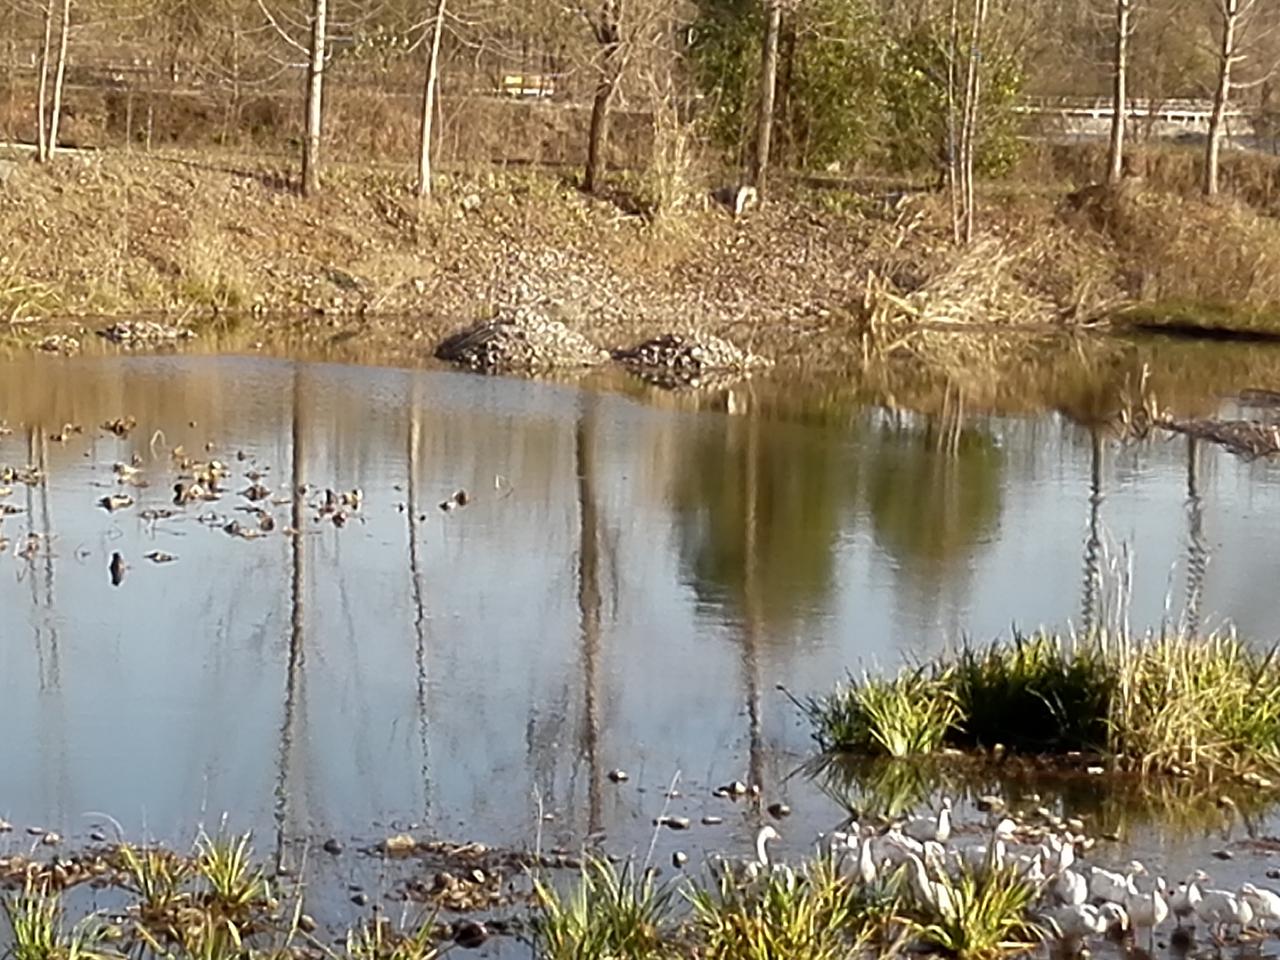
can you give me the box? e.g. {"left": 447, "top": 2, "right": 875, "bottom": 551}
{"left": 4, "top": 346, "right": 1280, "bottom": 950}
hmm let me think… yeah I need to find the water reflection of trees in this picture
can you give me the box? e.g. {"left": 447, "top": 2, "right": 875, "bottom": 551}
{"left": 671, "top": 412, "right": 853, "bottom": 630}
{"left": 865, "top": 418, "right": 1003, "bottom": 586}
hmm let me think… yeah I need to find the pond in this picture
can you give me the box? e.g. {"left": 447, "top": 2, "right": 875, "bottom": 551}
{"left": 3, "top": 342, "right": 1280, "bottom": 949}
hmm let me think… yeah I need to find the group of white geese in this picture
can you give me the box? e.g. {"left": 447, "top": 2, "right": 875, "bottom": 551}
{"left": 739, "top": 796, "right": 1280, "bottom": 953}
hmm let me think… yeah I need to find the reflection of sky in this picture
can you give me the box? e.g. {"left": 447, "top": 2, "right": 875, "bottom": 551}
{"left": 2, "top": 354, "right": 1280, "bottom": 872}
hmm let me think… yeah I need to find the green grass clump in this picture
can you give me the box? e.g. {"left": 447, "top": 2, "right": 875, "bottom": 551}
{"left": 949, "top": 633, "right": 1112, "bottom": 752}
{"left": 194, "top": 832, "right": 269, "bottom": 915}
{"left": 806, "top": 667, "right": 960, "bottom": 757}
{"left": 905, "top": 864, "right": 1040, "bottom": 960}
{"left": 346, "top": 913, "right": 441, "bottom": 960}
{"left": 118, "top": 844, "right": 194, "bottom": 921}
{"left": 807, "top": 628, "right": 1280, "bottom": 775}
{"left": 532, "top": 857, "right": 676, "bottom": 960}
{"left": 689, "top": 858, "right": 886, "bottom": 960}
{"left": 2, "top": 878, "right": 105, "bottom": 960}
{"left": 1110, "top": 632, "right": 1280, "bottom": 775}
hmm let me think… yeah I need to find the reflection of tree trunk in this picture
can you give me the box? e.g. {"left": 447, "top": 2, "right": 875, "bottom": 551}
{"left": 1184, "top": 437, "right": 1207, "bottom": 636}
{"left": 275, "top": 367, "right": 307, "bottom": 871}
{"left": 407, "top": 384, "right": 431, "bottom": 820}
{"left": 742, "top": 414, "right": 765, "bottom": 805}
{"left": 575, "top": 404, "right": 604, "bottom": 834}
{"left": 1081, "top": 431, "right": 1104, "bottom": 642}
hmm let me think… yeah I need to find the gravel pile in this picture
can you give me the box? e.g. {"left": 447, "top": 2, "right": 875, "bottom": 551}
{"left": 99, "top": 321, "right": 195, "bottom": 346}
{"left": 434, "top": 305, "right": 609, "bottom": 373}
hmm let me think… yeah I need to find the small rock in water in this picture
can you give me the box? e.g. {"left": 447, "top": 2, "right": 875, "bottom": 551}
{"left": 0, "top": 819, "right": 11, "bottom": 833}
{"left": 976, "top": 795, "right": 1005, "bottom": 813}
{"left": 350, "top": 892, "right": 369, "bottom": 907}
{"left": 725, "top": 780, "right": 748, "bottom": 797}
{"left": 1266, "top": 869, "right": 1280, "bottom": 880}
{"left": 672, "top": 851, "right": 688, "bottom": 869}
{"left": 655, "top": 816, "right": 690, "bottom": 831}
{"left": 42, "top": 832, "right": 61, "bottom": 846}
{"left": 322, "top": 838, "right": 343, "bottom": 855}
{"left": 298, "top": 914, "right": 317, "bottom": 934}
{"left": 89, "top": 829, "right": 106, "bottom": 842}
{"left": 607, "top": 769, "right": 629, "bottom": 783}
{"left": 1212, "top": 849, "right": 1233, "bottom": 861}
{"left": 26, "top": 826, "right": 45, "bottom": 836}
{"left": 767, "top": 802, "right": 792, "bottom": 820}
{"left": 109, "top": 552, "right": 126, "bottom": 586}
{"left": 701, "top": 816, "right": 724, "bottom": 826}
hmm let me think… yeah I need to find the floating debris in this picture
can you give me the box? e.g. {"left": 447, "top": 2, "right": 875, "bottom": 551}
{"left": 671, "top": 851, "right": 688, "bottom": 869}
{"left": 382, "top": 834, "right": 417, "bottom": 855}
{"left": 109, "top": 552, "right": 126, "bottom": 587}
{"left": 1161, "top": 416, "right": 1280, "bottom": 460}
{"left": 654, "top": 815, "right": 690, "bottom": 831}
{"left": 102, "top": 416, "right": 137, "bottom": 437}
{"left": 144, "top": 551, "right": 178, "bottom": 564}
{"left": 99, "top": 321, "right": 195, "bottom": 346}
{"left": 98, "top": 494, "right": 134, "bottom": 512}
{"left": 452, "top": 920, "right": 488, "bottom": 950}
{"left": 435, "top": 306, "right": 609, "bottom": 373}
{"left": 607, "top": 769, "right": 629, "bottom": 783}
{"left": 36, "top": 334, "right": 81, "bottom": 355}
{"left": 439, "top": 489, "right": 469, "bottom": 512}
{"left": 242, "top": 482, "right": 271, "bottom": 501}
{"left": 767, "top": 801, "right": 792, "bottom": 820}
{"left": 51, "top": 423, "right": 82, "bottom": 443}
{"left": 322, "top": 838, "right": 343, "bottom": 856}
{"left": 113, "top": 462, "right": 146, "bottom": 486}
{"left": 0, "top": 503, "right": 22, "bottom": 516}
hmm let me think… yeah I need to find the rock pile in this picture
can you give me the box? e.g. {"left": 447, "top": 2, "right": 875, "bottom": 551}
{"left": 612, "top": 332, "right": 772, "bottom": 386}
{"left": 99, "top": 321, "right": 195, "bottom": 346}
{"left": 433, "top": 305, "right": 608, "bottom": 374}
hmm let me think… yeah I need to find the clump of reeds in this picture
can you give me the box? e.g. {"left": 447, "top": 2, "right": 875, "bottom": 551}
{"left": 531, "top": 856, "right": 676, "bottom": 960}
{"left": 805, "top": 667, "right": 960, "bottom": 757}
{"left": 1, "top": 877, "right": 104, "bottom": 960}
{"left": 948, "top": 633, "right": 1112, "bottom": 753}
{"left": 194, "top": 831, "right": 269, "bottom": 916}
{"left": 806, "top": 627, "right": 1280, "bottom": 776}
{"left": 903, "top": 864, "right": 1041, "bottom": 960}
{"left": 346, "top": 912, "right": 441, "bottom": 960}
{"left": 688, "top": 858, "right": 889, "bottom": 960}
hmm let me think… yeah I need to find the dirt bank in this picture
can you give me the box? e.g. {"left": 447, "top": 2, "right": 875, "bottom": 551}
{"left": 3, "top": 147, "right": 1280, "bottom": 366}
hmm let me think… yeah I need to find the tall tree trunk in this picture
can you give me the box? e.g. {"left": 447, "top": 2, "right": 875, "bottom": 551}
{"left": 945, "top": 0, "right": 961, "bottom": 243}
{"left": 47, "top": 0, "right": 71, "bottom": 159}
{"left": 302, "top": 0, "right": 327, "bottom": 196}
{"left": 415, "top": 0, "right": 448, "bottom": 197}
{"left": 750, "top": 0, "right": 782, "bottom": 195}
{"left": 958, "top": 0, "right": 988, "bottom": 244}
{"left": 584, "top": 2, "right": 622, "bottom": 195}
{"left": 36, "top": 0, "right": 53, "bottom": 162}
{"left": 1107, "top": 0, "right": 1131, "bottom": 183}
{"left": 1204, "top": 0, "right": 1238, "bottom": 197}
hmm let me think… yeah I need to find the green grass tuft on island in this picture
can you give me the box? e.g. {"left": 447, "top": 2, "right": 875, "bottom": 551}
{"left": 1112, "top": 300, "right": 1280, "bottom": 339}
{"left": 805, "top": 629, "right": 1280, "bottom": 775}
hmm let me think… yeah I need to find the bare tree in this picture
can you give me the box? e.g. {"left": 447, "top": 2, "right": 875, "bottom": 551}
{"left": 751, "top": 0, "right": 782, "bottom": 195}
{"left": 584, "top": 0, "right": 623, "bottom": 194}
{"left": 1107, "top": 0, "right": 1134, "bottom": 181}
{"left": 1204, "top": 0, "right": 1261, "bottom": 196}
{"left": 949, "top": 0, "right": 989, "bottom": 244}
{"left": 302, "top": 0, "right": 328, "bottom": 195}
{"left": 415, "top": 0, "right": 447, "bottom": 197}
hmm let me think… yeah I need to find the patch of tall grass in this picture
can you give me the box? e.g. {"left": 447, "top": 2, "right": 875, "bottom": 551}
{"left": 194, "top": 832, "right": 269, "bottom": 915}
{"left": 346, "top": 913, "right": 441, "bottom": 960}
{"left": 805, "top": 668, "right": 960, "bottom": 757}
{"left": 689, "top": 858, "right": 889, "bottom": 960}
{"left": 903, "top": 864, "right": 1041, "bottom": 960}
{"left": 807, "top": 628, "right": 1280, "bottom": 775}
{"left": 531, "top": 856, "right": 677, "bottom": 960}
{"left": 1, "top": 878, "right": 106, "bottom": 960}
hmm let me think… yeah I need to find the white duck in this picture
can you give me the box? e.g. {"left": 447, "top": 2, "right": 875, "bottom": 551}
{"left": 903, "top": 797, "right": 953, "bottom": 844}
{"left": 1239, "top": 883, "right": 1280, "bottom": 934}
{"left": 1124, "top": 877, "right": 1169, "bottom": 949}
{"left": 906, "top": 852, "right": 955, "bottom": 921}
{"left": 1040, "top": 903, "right": 1108, "bottom": 953}
{"left": 1088, "top": 861, "right": 1145, "bottom": 904}
{"left": 1195, "top": 887, "right": 1254, "bottom": 942}
{"left": 1167, "top": 870, "right": 1207, "bottom": 927}
{"left": 1052, "top": 867, "right": 1089, "bottom": 906}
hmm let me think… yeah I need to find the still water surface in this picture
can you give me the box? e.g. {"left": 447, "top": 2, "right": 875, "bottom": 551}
{"left": 3, "top": 349, "right": 1280, "bottom": 926}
